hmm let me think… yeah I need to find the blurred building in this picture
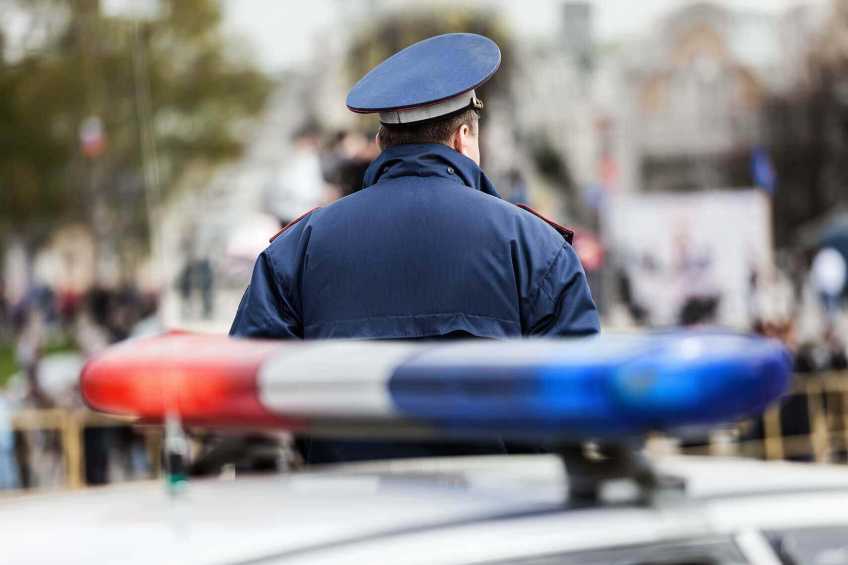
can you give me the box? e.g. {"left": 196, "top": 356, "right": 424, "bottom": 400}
{"left": 504, "top": 2, "right": 600, "bottom": 220}
{"left": 612, "top": 2, "right": 824, "bottom": 194}
{"left": 588, "top": 2, "right": 827, "bottom": 328}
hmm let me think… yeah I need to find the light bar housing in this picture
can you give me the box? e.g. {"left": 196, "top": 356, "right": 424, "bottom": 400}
{"left": 80, "top": 332, "right": 792, "bottom": 441}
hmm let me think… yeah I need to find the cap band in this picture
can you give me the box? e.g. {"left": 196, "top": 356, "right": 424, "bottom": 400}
{"left": 379, "top": 90, "right": 482, "bottom": 125}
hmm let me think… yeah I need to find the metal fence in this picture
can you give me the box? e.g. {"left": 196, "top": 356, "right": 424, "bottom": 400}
{"left": 647, "top": 371, "right": 848, "bottom": 462}
{"left": 6, "top": 410, "right": 161, "bottom": 492}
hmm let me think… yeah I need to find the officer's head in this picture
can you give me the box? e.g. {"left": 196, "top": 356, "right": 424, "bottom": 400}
{"left": 375, "top": 107, "right": 481, "bottom": 165}
{"left": 346, "top": 33, "right": 500, "bottom": 168}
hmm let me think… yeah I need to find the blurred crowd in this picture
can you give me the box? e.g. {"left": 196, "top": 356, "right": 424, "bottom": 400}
{"left": 0, "top": 279, "right": 158, "bottom": 489}
{"left": 263, "top": 124, "right": 380, "bottom": 227}
{"left": 751, "top": 253, "right": 848, "bottom": 374}
{"left": 0, "top": 124, "right": 382, "bottom": 491}
{"left": 615, "top": 243, "right": 848, "bottom": 371}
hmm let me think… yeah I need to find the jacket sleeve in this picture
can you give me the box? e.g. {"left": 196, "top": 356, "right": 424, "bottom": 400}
{"left": 229, "top": 250, "right": 302, "bottom": 339}
{"left": 525, "top": 242, "right": 600, "bottom": 337}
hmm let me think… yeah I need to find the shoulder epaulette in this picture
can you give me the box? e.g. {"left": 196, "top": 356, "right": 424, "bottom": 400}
{"left": 515, "top": 203, "right": 574, "bottom": 245}
{"left": 269, "top": 207, "right": 321, "bottom": 243}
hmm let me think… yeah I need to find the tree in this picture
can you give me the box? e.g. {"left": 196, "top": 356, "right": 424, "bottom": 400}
{"left": 764, "top": 0, "right": 848, "bottom": 247}
{"left": 0, "top": 0, "right": 271, "bottom": 260}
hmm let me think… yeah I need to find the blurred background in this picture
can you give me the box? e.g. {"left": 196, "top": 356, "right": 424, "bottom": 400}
{"left": 1, "top": 0, "right": 848, "bottom": 491}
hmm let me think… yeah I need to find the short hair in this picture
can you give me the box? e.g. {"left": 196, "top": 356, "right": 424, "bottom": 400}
{"left": 377, "top": 108, "right": 479, "bottom": 149}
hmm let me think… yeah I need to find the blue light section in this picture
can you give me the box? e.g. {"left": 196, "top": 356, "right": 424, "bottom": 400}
{"left": 387, "top": 333, "right": 792, "bottom": 441}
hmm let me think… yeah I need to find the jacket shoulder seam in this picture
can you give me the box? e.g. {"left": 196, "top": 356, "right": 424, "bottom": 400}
{"left": 269, "top": 207, "right": 321, "bottom": 243}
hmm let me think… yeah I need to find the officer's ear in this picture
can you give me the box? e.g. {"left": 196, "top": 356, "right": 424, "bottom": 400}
{"left": 451, "top": 122, "right": 480, "bottom": 165}
{"left": 450, "top": 123, "right": 472, "bottom": 151}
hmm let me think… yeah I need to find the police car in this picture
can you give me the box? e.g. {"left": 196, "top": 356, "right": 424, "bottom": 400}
{"left": 5, "top": 332, "right": 848, "bottom": 565}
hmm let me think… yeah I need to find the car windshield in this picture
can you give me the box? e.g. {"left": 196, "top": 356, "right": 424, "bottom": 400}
{"left": 480, "top": 538, "right": 750, "bottom": 565}
{"left": 767, "top": 526, "right": 848, "bottom": 565}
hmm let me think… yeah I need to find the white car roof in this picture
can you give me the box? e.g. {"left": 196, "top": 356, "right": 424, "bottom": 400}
{"left": 4, "top": 455, "right": 848, "bottom": 565}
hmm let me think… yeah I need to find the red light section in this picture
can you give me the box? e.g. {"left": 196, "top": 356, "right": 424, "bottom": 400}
{"left": 80, "top": 332, "right": 303, "bottom": 430}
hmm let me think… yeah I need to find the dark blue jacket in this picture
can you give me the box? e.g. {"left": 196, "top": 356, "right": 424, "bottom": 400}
{"left": 230, "top": 143, "right": 599, "bottom": 340}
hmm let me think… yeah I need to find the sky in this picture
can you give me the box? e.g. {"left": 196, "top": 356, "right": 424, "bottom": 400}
{"left": 221, "top": 0, "right": 830, "bottom": 73}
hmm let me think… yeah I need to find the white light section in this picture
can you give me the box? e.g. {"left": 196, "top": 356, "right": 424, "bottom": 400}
{"left": 257, "top": 341, "right": 421, "bottom": 417}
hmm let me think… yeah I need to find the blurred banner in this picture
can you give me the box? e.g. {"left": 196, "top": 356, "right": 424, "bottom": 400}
{"left": 607, "top": 189, "right": 772, "bottom": 328}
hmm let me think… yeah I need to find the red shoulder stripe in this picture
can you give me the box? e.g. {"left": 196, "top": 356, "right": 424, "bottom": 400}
{"left": 269, "top": 207, "right": 321, "bottom": 243}
{"left": 515, "top": 203, "right": 574, "bottom": 245}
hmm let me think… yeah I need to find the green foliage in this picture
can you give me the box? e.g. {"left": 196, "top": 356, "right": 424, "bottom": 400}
{"left": 763, "top": 0, "right": 848, "bottom": 246}
{"left": 0, "top": 40, "right": 80, "bottom": 238}
{"left": 0, "top": 342, "right": 15, "bottom": 388}
{"left": 0, "top": 336, "right": 78, "bottom": 389}
{"left": 0, "top": 0, "right": 271, "bottom": 249}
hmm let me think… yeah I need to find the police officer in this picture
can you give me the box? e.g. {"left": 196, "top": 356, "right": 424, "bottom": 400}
{"left": 231, "top": 33, "right": 599, "bottom": 462}
{"left": 232, "top": 33, "right": 598, "bottom": 340}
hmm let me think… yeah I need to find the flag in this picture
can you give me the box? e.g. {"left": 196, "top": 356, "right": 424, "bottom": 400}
{"left": 751, "top": 147, "right": 776, "bottom": 195}
{"left": 79, "top": 116, "right": 106, "bottom": 159}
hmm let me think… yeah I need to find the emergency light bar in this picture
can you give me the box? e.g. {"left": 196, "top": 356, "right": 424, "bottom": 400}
{"left": 81, "top": 332, "right": 792, "bottom": 441}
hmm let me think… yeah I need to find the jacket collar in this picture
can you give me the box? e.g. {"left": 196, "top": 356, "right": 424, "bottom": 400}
{"left": 363, "top": 143, "right": 501, "bottom": 198}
